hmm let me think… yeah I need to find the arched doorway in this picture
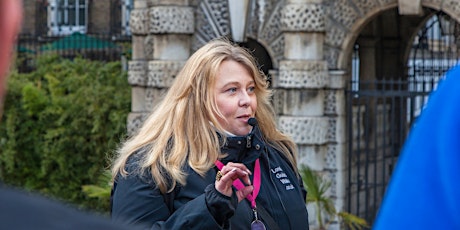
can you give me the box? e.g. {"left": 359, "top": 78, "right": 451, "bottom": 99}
{"left": 239, "top": 38, "right": 274, "bottom": 77}
{"left": 346, "top": 7, "right": 460, "bottom": 225}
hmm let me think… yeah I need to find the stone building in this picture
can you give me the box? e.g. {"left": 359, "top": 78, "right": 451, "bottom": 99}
{"left": 128, "top": 0, "right": 460, "bottom": 228}
{"left": 21, "top": 0, "right": 131, "bottom": 36}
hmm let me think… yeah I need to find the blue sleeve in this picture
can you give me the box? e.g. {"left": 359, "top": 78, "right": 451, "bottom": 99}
{"left": 373, "top": 66, "right": 460, "bottom": 229}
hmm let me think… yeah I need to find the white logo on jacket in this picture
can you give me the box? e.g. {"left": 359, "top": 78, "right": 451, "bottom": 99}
{"left": 271, "top": 166, "right": 294, "bottom": 190}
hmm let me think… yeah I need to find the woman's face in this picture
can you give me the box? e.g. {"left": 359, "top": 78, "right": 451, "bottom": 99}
{"left": 214, "top": 59, "right": 257, "bottom": 136}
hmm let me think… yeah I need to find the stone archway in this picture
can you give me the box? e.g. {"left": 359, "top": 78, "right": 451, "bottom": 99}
{"left": 335, "top": 1, "right": 460, "bottom": 225}
{"left": 192, "top": 0, "right": 285, "bottom": 69}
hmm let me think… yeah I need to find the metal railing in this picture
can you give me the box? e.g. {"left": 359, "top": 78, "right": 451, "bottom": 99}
{"left": 346, "top": 78, "right": 437, "bottom": 226}
{"left": 16, "top": 33, "right": 131, "bottom": 72}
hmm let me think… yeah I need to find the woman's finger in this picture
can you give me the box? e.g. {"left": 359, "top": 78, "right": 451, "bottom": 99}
{"left": 223, "top": 163, "right": 251, "bottom": 175}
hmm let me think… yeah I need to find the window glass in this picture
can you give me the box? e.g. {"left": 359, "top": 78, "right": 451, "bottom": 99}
{"left": 122, "top": 0, "right": 133, "bottom": 35}
{"left": 49, "top": 0, "right": 87, "bottom": 35}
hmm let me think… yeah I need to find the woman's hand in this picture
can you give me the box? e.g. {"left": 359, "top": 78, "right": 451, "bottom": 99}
{"left": 215, "top": 162, "right": 253, "bottom": 202}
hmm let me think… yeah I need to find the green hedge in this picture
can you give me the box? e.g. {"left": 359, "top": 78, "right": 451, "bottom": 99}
{"left": 0, "top": 55, "right": 130, "bottom": 213}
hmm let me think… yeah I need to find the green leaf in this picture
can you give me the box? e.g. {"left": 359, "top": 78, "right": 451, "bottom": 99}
{"left": 82, "top": 185, "right": 111, "bottom": 198}
{"left": 301, "top": 165, "right": 368, "bottom": 230}
{"left": 338, "top": 212, "right": 369, "bottom": 230}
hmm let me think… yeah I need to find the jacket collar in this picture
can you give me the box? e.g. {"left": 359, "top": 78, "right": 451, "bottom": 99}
{"left": 219, "top": 125, "right": 264, "bottom": 165}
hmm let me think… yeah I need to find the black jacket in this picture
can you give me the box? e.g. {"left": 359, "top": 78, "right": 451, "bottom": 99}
{"left": 111, "top": 126, "right": 309, "bottom": 229}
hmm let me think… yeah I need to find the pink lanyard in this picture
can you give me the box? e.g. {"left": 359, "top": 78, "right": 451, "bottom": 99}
{"left": 214, "top": 159, "right": 261, "bottom": 209}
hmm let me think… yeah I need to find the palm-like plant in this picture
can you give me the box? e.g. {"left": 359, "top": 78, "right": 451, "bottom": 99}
{"left": 301, "top": 165, "right": 368, "bottom": 230}
{"left": 81, "top": 170, "right": 112, "bottom": 212}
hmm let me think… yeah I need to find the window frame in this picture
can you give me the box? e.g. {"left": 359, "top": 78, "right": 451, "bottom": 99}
{"left": 121, "top": 0, "right": 133, "bottom": 35}
{"left": 48, "top": 0, "right": 88, "bottom": 36}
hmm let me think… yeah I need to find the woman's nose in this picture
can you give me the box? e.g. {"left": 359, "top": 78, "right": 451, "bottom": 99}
{"left": 239, "top": 91, "right": 251, "bottom": 107}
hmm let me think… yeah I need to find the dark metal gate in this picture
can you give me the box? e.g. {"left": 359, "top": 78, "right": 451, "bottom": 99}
{"left": 346, "top": 11, "right": 460, "bottom": 226}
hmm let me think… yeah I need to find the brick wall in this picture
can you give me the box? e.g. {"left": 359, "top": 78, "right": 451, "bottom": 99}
{"left": 88, "top": 0, "right": 109, "bottom": 34}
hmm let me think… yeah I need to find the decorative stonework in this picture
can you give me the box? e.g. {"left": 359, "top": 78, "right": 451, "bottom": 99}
{"left": 422, "top": 0, "right": 442, "bottom": 10}
{"left": 268, "top": 35, "right": 285, "bottom": 67}
{"left": 145, "top": 88, "right": 168, "bottom": 111}
{"left": 442, "top": 0, "right": 460, "bottom": 21}
{"left": 326, "top": 0, "right": 360, "bottom": 29}
{"left": 324, "top": 90, "right": 345, "bottom": 116}
{"left": 324, "top": 170, "right": 337, "bottom": 197}
{"left": 193, "top": 0, "right": 230, "bottom": 50}
{"left": 280, "top": 3, "right": 325, "bottom": 32}
{"left": 206, "top": 0, "right": 230, "bottom": 36}
{"left": 327, "top": 116, "right": 346, "bottom": 143}
{"left": 326, "top": 143, "right": 346, "bottom": 171}
{"left": 127, "top": 112, "right": 148, "bottom": 136}
{"left": 130, "top": 9, "right": 149, "bottom": 35}
{"left": 246, "top": 2, "right": 260, "bottom": 39}
{"left": 353, "top": 0, "right": 380, "bottom": 16}
{"left": 325, "top": 20, "right": 348, "bottom": 48}
{"left": 247, "top": 0, "right": 278, "bottom": 39}
{"left": 259, "top": 2, "right": 283, "bottom": 44}
{"left": 147, "top": 61, "right": 185, "bottom": 87}
{"left": 149, "top": 6, "right": 194, "bottom": 34}
{"left": 324, "top": 45, "right": 340, "bottom": 70}
{"left": 278, "top": 116, "right": 329, "bottom": 144}
{"left": 277, "top": 60, "right": 328, "bottom": 88}
{"left": 192, "top": 0, "right": 284, "bottom": 67}
{"left": 144, "top": 35, "right": 154, "bottom": 59}
{"left": 128, "top": 61, "right": 148, "bottom": 86}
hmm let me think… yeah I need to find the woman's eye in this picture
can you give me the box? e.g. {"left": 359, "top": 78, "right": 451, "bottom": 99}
{"left": 248, "top": 86, "right": 255, "bottom": 93}
{"left": 227, "top": 87, "right": 237, "bottom": 93}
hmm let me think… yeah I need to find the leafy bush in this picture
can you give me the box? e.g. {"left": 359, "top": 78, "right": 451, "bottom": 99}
{"left": 0, "top": 55, "right": 130, "bottom": 213}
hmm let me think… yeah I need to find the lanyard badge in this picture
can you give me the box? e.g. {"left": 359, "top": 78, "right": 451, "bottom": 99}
{"left": 215, "top": 159, "right": 267, "bottom": 230}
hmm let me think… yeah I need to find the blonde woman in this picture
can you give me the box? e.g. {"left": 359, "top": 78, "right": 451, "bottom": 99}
{"left": 111, "top": 39, "right": 309, "bottom": 229}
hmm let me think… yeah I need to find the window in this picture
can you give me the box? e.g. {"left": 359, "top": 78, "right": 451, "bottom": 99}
{"left": 48, "top": 0, "right": 88, "bottom": 35}
{"left": 121, "top": 0, "right": 133, "bottom": 35}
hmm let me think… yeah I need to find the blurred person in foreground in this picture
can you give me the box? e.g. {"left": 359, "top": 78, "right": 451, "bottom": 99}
{"left": 0, "top": 0, "right": 22, "bottom": 111}
{"left": 373, "top": 65, "right": 460, "bottom": 229}
{"left": 0, "top": 1, "right": 136, "bottom": 229}
{"left": 110, "top": 39, "right": 310, "bottom": 229}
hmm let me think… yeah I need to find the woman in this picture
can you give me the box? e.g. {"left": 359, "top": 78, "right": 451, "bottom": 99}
{"left": 111, "top": 39, "right": 309, "bottom": 229}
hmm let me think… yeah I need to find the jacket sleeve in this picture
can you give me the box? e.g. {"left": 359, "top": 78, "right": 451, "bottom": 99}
{"left": 111, "top": 172, "right": 237, "bottom": 230}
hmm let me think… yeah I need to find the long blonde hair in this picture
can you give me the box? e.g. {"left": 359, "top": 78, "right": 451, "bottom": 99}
{"left": 111, "top": 38, "right": 298, "bottom": 193}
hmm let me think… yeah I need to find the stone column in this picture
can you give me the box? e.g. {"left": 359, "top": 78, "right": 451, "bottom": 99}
{"left": 278, "top": 0, "right": 328, "bottom": 170}
{"left": 127, "top": 0, "right": 194, "bottom": 134}
{"left": 127, "top": 0, "right": 151, "bottom": 134}
{"left": 277, "top": 0, "right": 345, "bottom": 228}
